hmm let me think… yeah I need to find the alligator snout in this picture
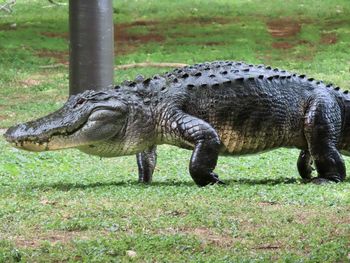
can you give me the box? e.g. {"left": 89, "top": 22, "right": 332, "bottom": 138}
{"left": 3, "top": 124, "right": 26, "bottom": 143}
{"left": 3, "top": 123, "right": 50, "bottom": 151}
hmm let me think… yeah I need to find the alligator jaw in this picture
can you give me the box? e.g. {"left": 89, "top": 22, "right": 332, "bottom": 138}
{"left": 4, "top": 128, "right": 49, "bottom": 151}
{"left": 4, "top": 132, "right": 84, "bottom": 151}
{"left": 8, "top": 140, "right": 49, "bottom": 152}
{"left": 4, "top": 126, "right": 78, "bottom": 152}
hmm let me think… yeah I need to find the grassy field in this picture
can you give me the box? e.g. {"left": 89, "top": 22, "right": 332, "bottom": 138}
{"left": 0, "top": 0, "right": 350, "bottom": 262}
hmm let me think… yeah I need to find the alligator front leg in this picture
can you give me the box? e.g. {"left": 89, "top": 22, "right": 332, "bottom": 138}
{"left": 136, "top": 146, "right": 157, "bottom": 183}
{"left": 189, "top": 138, "right": 223, "bottom": 186}
{"left": 167, "top": 111, "right": 223, "bottom": 186}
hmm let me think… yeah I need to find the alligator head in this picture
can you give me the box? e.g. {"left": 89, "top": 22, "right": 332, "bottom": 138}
{"left": 4, "top": 90, "right": 129, "bottom": 152}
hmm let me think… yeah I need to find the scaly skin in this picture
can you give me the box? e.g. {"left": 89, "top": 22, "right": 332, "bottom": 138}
{"left": 4, "top": 61, "right": 350, "bottom": 186}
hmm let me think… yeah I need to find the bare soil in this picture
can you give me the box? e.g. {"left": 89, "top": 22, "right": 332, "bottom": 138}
{"left": 38, "top": 17, "right": 235, "bottom": 60}
{"left": 159, "top": 227, "right": 238, "bottom": 248}
{"left": 19, "top": 78, "right": 42, "bottom": 88}
{"left": 35, "top": 17, "right": 339, "bottom": 64}
{"left": 41, "top": 31, "right": 68, "bottom": 39}
{"left": 320, "top": 32, "right": 337, "bottom": 45}
{"left": 267, "top": 18, "right": 302, "bottom": 38}
{"left": 267, "top": 18, "right": 305, "bottom": 50}
{"left": 114, "top": 22, "right": 165, "bottom": 55}
{"left": 271, "top": 42, "right": 295, "bottom": 49}
{"left": 14, "top": 230, "right": 88, "bottom": 248}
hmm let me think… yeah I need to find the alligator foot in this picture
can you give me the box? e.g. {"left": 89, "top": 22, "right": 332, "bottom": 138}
{"left": 297, "top": 150, "right": 314, "bottom": 180}
{"left": 136, "top": 146, "right": 157, "bottom": 184}
{"left": 311, "top": 177, "right": 335, "bottom": 185}
{"left": 196, "top": 172, "right": 225, "bottom": 187}
{"left": 138, "top": 177, "right": 152, "bottom": 184}
{"left": 210, "top": 172, "right": 225, "bottom": 185}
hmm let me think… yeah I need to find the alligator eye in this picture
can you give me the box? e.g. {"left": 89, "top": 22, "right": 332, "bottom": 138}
{"left": 74, "top": 98, "right": 86, "bottom": 108}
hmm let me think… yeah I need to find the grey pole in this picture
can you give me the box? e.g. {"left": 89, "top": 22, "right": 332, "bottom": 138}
{"left": 69, "top": 0, "right": 114, "bottom": 95}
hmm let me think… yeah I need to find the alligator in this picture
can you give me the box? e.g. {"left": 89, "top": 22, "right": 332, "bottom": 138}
{"left": 4, "top": 61, "right": 350, "bottom": 186}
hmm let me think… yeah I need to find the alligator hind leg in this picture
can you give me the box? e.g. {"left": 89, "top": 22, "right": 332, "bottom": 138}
{"left": 304, "top": 99, "right": 346, "bottom": 183}
{"left": 136, "top": 146, "right": 157, "bottom": 183}
{"left": 297, "top": 150, "right": 313, "bottom": 181}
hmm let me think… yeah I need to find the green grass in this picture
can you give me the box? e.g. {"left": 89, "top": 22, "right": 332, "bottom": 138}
{"left": 1, "top": 0, "right": 350, "bottom": 262}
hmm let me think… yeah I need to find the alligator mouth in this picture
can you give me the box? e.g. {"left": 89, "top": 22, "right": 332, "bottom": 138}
{"left": 9, "top": 140, "right": 50, "bottom": 152}
{"left": 4, "top": 123, "right": 87, "bottom": 152}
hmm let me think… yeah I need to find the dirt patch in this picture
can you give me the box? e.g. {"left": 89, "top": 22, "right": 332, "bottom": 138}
{"left": 320, "top": 32, "right": 337, "bottom": 45}
{"left": 204, "top": 41, "right": 223, "bottom": 46}
{"left": 271, "top": 42, "right": 295, "bottom": 49}
{"left": 267, "top": 18, "right": 307, "bottom": 51}
{"left": 294, "top": 208, "right": 350, "bottom": 226}
{"left": 271, "top": 39, "right": 312, "bottom": 50}
{"left": 188, "top": 227, "right": 235, "bottom": 247}
{"left": 114, "top": 17, "right": 234, "bottom": 55}
{"left": 114, "top": 22, "right": 165, "bottom": 55}
{"left": 266, "top": 18, "right": 318, "bottom": 58}
{"left": 128, "top": 20, "right": 160, "bottom": 27}
{"left": 159, "top": 227, "right": 237, "bottom": 247}
{"left": 39, "top": 17, "right": 234, "bottom": 56}
{"left": 254, "top": 243, "right": 282, "bottom": 250}
{"left": 36, "top": 50, "right": 69, "bottom": 64}
{"left": 258, "top": 201, "right": 280, "bottom": 206}
{"left": 267, "top": 18, "right": 301, "bottom": 38}
{"left": 41, "top": 31, "right": 68, "bottom": 39}
{"left": 19, "top": 78, "right": 42, "bottom": 88}
{"left": 14, "top": 230, "right": 88, "bottom": 248}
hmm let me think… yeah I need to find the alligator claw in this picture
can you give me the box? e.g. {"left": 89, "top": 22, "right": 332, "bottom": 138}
{"left": 209, "top": 172, "right": 225, "bottom": 185}
{"left": 215, "top": 179, "right": 225, "bottom": 185}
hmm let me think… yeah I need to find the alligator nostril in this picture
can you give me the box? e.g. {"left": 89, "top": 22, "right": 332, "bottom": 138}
{"left": 3, "top": 131, "right": 10, "bottom": 140}
{"left": 4, "top": 127, "right": 15, "bottom": 141}
{"left": 4, "top": 123, "right": 27, "bottom": 142}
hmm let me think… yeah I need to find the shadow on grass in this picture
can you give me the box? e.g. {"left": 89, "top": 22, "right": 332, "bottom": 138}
{"left": 227, "top": 177, "right": 299, "bottom": 185}
{"left": 30, "top": 177, "right": 302, "bottom": 191}
{"left": 34, "top": 180, "right": 194, "bottom": 191}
